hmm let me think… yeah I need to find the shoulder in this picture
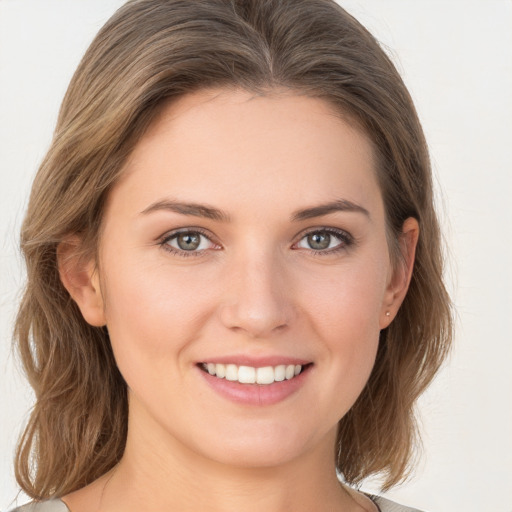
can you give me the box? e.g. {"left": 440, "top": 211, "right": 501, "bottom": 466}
{"left": 369, "top": 494, "right": 426, "bottom": 512}
{"left": 8, "top": 499, "right": 70, "bottom": 512}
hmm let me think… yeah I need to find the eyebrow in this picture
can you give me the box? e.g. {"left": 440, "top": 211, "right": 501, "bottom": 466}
{"left": 291, "top": 199, "right": 370, "bottom": 221}
{"left": 140, "top": 199, "right": 231, "bottom": 222}
{"left": 140, "top": 198, "right": 370, "bottom": 222}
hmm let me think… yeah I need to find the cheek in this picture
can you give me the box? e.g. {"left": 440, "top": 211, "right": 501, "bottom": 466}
{"left": 303, "top": 257, "right": 388, "bottom": 335}
{"left": 299, "top": 259, "right": 386, "bottom": 396}
{"left": 99, "top": 254, "right": 214, "bottom": 381}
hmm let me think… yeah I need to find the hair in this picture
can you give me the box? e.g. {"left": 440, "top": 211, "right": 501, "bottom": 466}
{"left": 14, "top": 0, "right": 452, "bottom": 499}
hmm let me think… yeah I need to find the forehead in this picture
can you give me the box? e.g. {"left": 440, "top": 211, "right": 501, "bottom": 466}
{"left": 112, "top": 87, "right": 382, "bottom": 221}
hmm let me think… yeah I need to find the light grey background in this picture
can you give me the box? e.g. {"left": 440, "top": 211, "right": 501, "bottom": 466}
{"left": 1, "top": 1, "right": 511, "bottom": 511}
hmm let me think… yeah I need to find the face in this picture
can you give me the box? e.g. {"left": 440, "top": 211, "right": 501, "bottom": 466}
{"left": 76, "top": 88, "right": 407, "bottom": 469}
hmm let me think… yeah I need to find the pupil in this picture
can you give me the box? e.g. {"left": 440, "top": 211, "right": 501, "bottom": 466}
{"left": 177, "top": 233, "right": 200, "bottom": 250}
{"left": 308, "top": 232, "right": 330, "bottom": 250}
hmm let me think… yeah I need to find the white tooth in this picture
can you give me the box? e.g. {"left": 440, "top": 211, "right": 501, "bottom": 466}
{"left": 238, "top": 366, "right": 256, "bottom": 384}
{"left": 285, "top": 365, "right": 295, "bottom": 380}
{"left": 256, "top": 366, "right": 275, "bottom": 385}
{"left": 215, "top": 363, "right": 226, "bottom": 378}
{"left": 294, "top": 364, "right": 302, "bottom": 376}
{"left": 274, "top": 365, "right": 286, "bottom": 382}
{"left": 225, "top": 364, "right": 238, "bottom": 381}
{"left": 207, "top": 363, "right": 216, "bottom": 375}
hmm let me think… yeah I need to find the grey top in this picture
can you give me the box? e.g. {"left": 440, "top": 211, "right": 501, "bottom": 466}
{"left": 9, "top": 501, "right": 69, "bottom": 512}
{"left": 9, "top": 495, "right": 425, "bottom": 512}
{"left": 372, "top": 495, "right": 425, "bottom": 512}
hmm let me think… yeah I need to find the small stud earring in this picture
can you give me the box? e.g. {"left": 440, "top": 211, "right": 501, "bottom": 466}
{"left": 385, "top": 311, "right": 391, "bottom": 317}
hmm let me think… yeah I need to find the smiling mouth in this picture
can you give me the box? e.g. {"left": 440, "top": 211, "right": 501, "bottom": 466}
{"left": 199, "top": 362, "right": 312, "bottom": 385}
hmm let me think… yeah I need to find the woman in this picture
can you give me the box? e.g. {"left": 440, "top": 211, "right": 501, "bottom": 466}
{"left": 10, "top": 0, "right": 452, "bottom": 511}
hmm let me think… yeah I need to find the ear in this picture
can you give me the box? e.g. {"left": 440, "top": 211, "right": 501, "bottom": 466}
{"left": 57, "top": 238, "right": 107, "bottom": 327}
{"left": 380, "top": 217, "right": 419, "bottom": 329}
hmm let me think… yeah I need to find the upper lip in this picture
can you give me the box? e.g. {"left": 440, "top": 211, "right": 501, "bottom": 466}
{"left": 198, "top": 355, "right": 312, "bottom": 367}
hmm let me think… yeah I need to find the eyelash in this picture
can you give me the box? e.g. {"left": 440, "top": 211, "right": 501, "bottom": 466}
{"left": 158, "top": 227, "right": 354, "bottom": 258}
{"left": 159, "top": 228, "right": 217, "bottom": 258}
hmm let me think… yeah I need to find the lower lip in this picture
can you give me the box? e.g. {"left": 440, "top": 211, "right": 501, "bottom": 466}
{"left": 197, "top": 365, "right": 312, "bottom": 406}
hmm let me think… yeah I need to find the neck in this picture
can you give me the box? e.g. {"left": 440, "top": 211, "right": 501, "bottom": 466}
{"left": 98, "top": 403, "right": 354, "bottom": 512}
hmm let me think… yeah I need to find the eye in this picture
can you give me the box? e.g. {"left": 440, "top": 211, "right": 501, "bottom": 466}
{"left": 295, "top": 228, "right": 353, "bottom": 252}
{"left": 161, "top": 229, "right": 218, "bottom": 256}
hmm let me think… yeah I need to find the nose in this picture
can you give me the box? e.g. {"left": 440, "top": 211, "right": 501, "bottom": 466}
{"left": 218, "top": 250, "right": 294, "bottom": 338}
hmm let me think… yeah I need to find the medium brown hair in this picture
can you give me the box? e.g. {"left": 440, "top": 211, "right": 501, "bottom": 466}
{"left": 15, "top": 0, "right": 452, "bottom": 498}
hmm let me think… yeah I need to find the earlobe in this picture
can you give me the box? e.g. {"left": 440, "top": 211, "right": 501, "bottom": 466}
{"left": 380, "top": 217, "right": 419, "bottom": 329}
{"left": 57, "top": 239, "right": 107, "bottom": 327}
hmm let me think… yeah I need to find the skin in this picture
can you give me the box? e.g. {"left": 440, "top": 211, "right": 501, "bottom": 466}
{"left": 59, "top": 87, "right": 418, "bottom": 512}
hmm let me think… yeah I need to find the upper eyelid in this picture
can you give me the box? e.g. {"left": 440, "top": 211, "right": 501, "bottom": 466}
{"left": 160, "top": 227, "right": 216, "bottom": 242}
{"left": 298, "top": 226, "right": 351, "bottom": 236}
{"left": 293, "top": 226, "right": 353, "bottom": 242}
{"left": 159, "top": 225, "right": 351, "bottom": 236}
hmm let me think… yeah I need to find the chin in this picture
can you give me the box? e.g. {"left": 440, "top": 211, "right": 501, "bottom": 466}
{"left": 187, "top": 419, "right": 332, "bottom": 470}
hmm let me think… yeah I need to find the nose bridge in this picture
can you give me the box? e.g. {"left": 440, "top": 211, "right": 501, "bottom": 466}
{"left": 219, "top": 243, "right": 293, "bottom": 338}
